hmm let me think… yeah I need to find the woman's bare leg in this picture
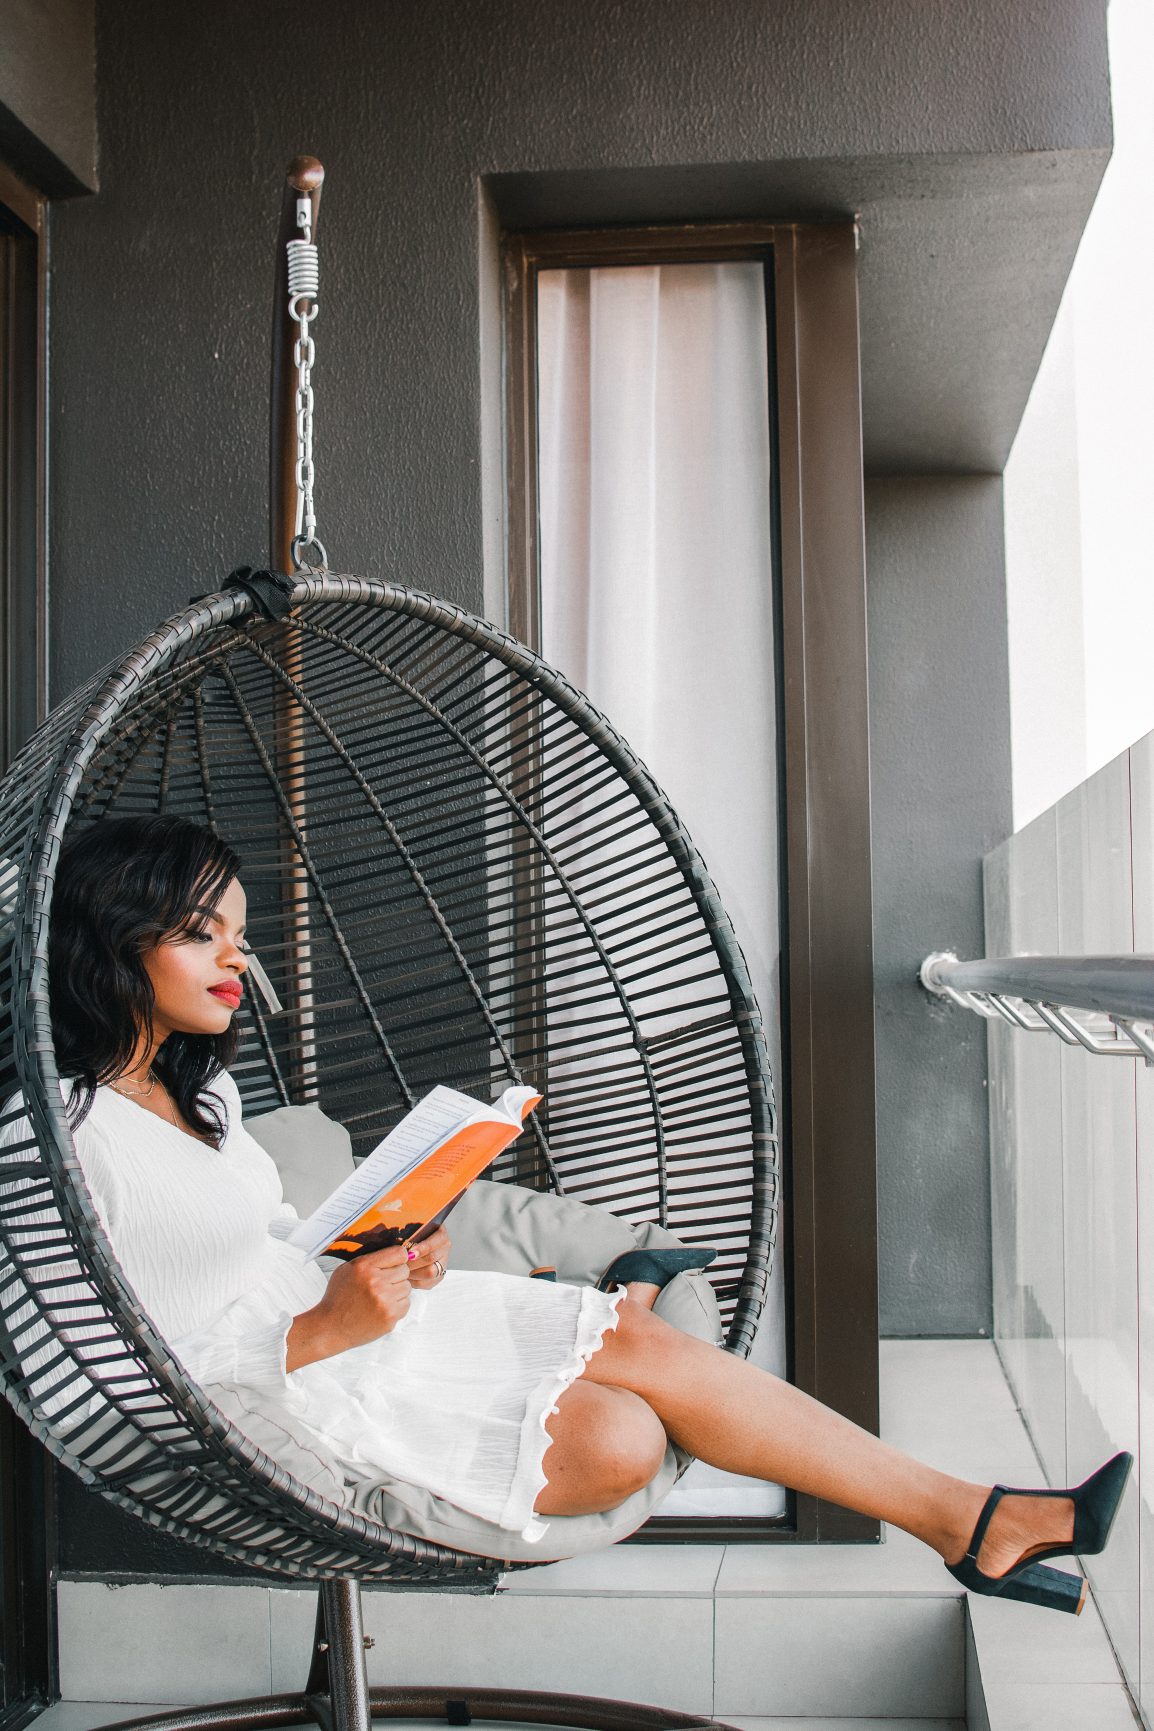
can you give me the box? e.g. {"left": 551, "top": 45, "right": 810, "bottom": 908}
{"left": 577, "top": 1299, "right": 1075, "bottom": 1576}
{"left": 535, "top": 1380, "right": 668, "bottom": 1516}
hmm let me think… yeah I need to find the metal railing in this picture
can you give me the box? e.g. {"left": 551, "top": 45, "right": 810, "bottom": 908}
{"left": 920, "top": 951, "right": 1154, "bottom": 1064}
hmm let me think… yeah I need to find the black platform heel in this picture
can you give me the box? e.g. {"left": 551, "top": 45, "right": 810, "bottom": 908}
{"left": 945, "top": 1450, "right": 1133, "bottom": 1615}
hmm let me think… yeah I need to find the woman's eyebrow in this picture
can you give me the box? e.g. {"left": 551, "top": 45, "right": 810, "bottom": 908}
{"left": 192, "top": 905, "right": 246, "bottom": 933}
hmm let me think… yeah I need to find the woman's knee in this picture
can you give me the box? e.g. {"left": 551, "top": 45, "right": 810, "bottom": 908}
{"left": 599, "top": 1390, "right": 668, "bottom": 1500}
{"left": 538, "top": 1383, "right": 667, "bottom": 1514}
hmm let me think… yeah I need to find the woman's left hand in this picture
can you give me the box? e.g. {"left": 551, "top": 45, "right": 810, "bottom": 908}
{"left": 406, "top": 1225, "right": 451, "bottom": 1289}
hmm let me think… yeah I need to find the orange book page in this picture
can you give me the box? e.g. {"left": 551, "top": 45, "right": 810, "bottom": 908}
{"left": 325, "top": 1100, "right": 538, "bottom": 1257}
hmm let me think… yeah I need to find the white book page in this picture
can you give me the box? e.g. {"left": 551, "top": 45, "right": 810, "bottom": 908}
{"left": 492, "top": 1085, "right": 541, "bottom": 1125}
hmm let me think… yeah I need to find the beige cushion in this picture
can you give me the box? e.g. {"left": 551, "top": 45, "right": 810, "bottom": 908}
{"left": 244, "top": 1104, "right": 723, "bottom": 1560}
{"left": 347, "top": 1438, "right": 685, "bottom": 1564}
{"left": 245, "top": 1102, "right": 356, "bottom": 1217}
{"left": 449, "top": 1180, "right": 723, "bottom": 1346}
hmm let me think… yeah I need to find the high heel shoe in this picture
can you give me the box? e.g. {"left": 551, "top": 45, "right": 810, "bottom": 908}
{"left": 945, "top": 1450, "right": 1133, "bottom": 1615}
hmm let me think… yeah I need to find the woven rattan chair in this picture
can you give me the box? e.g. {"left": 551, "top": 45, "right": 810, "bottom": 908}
{"left": 0, "top": 570, "right": 777, "bottom": 1730}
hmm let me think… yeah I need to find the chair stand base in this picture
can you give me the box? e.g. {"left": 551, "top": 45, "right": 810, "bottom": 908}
{"left": 92, "top": 1579, "right": 743, "bottom": 1730}
{"left": 95, "top": 1689, "right": 741, "bottom": 1729}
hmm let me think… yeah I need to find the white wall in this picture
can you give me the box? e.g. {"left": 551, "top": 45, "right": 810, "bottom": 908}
{"left": 1004, "top": 0, "right": 1154, "bottom": 829}
{"left": 985, "top": 730, "right": 1154, "bottom": 1722}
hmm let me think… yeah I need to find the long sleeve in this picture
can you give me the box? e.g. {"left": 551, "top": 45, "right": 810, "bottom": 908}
{"left": 168, "top": 1297, "right": 295, "bottom": 1394}
{"left": 266, "top": 1201, "right": 303, "bottom": 1242}
{"left": 164, "top": 1195, "right": 307, "bottom": 1393}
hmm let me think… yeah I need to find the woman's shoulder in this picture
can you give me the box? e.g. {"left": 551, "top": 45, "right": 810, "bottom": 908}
{"left": 73, "top": 1086, "right": 136, "bottom": 1160}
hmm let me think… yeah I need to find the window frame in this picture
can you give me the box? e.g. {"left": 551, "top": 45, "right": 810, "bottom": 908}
{"left": 502, "top": 222, "right": 878, "bottom": 1544}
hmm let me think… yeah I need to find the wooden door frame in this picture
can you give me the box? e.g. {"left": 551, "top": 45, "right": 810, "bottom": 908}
{"left": 0, "top": 1407, "right": 56, "bottom": 1727}
{"left": 0, "top": 159, "right": 48, "bottom": 769}
{"left": 0, "top": 160, "right": 55, "bottom": 1724}
{"left": 502, "top": 222, "right": 878, "bottom": 1543}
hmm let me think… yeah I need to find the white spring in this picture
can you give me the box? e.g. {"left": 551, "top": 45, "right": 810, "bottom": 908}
{"left": 286, "top": 238, "right": 319, "bottom": 301}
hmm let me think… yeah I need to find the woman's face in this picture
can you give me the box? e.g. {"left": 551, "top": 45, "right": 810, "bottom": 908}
{"left": 142, "top": 876, "right": 249, "bottom": 1044}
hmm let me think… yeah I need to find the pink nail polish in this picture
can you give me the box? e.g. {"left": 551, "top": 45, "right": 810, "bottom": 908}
{"left": 406, "top": 1250, "right": 417, "bottom": 1261}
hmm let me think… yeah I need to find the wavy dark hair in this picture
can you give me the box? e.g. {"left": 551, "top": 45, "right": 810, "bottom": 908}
{"left": 48, "top": 815, "right": 243, "bottom": 1140}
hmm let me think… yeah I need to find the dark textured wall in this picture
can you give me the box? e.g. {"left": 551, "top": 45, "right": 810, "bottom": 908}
{"left": 866, "top": 477, "right": 1012, "bottom": 1336}
{"left": 46, "top": 0, "right": 1110, "bottom": 698}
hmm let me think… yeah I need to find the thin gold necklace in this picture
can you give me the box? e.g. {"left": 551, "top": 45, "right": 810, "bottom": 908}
{"left": 151, "top": 1078, "right": 192, "bottom": 1137}
{"left": 111, "top": 1071, "right": 157, "bottom": 1099}
{"left": 113, "top": 1071, "right": 208, "bottom": 1142}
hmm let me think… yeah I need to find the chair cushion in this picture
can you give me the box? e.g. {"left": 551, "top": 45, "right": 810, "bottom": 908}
{"left": 442, "top": 1181, "right": 723, "bottom": 1345}
{"left": 244, "top": 1104, "right": 723, "bottom": 1560}
{"left": 245, "top": 1102, "right": 356, "bottom": 1217}
{"left": 346, "top": 1437, "right": 686, "bottom": 1564}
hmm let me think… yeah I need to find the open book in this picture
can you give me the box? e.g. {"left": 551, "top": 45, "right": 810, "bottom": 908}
{"left": 286, "top": 1084, "right": 542, "bottom": 1261}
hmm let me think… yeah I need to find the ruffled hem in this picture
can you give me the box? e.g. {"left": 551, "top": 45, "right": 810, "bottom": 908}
{"left": 499, "top": 1282, "right": 626, "bottom": 1542}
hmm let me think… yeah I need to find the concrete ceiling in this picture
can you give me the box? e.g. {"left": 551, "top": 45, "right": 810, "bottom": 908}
{"left": 4, "top": 0, "right": 1112, "bottom": 480}
{"left": 489, "top": 145, "right": 1110, "bottom": 476}
{"left": 0, "top": 0, "right": 95, "bottom": 197}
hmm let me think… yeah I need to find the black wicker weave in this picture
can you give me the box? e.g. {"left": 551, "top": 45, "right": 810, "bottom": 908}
{"left": 0, "top": 573, "right": 777, "bottom": 1723}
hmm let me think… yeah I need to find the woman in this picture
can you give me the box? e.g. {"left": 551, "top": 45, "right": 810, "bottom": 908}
{"left": 26, "top": 813, "right": 1131, "bottom": 1609}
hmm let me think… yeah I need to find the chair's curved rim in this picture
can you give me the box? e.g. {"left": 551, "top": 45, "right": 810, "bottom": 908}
{"left": 4, "top": 571, "right": 778, "bottom": 1579}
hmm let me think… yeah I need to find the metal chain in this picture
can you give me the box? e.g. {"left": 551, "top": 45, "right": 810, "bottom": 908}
{"left": 286, "top": 197, "right": 327, "bottom": 572}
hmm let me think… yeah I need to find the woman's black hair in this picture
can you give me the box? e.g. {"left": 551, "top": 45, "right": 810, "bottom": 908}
{"left": 48, "top": 815, "right": 243, "bottom": 1141}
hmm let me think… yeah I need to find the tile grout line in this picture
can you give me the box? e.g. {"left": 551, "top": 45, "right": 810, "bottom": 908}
{"left": 266, "top": 1585, "right": 274, "bottom": 1696}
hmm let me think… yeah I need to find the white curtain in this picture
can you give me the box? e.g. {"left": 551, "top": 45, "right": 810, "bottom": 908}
{"left": 537, "top": 262, "right": 785, "bottom": 1516}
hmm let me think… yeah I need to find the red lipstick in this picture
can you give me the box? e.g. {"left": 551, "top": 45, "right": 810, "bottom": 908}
{"left": 208, "top": 983, "right": 243, "bottom": 1008}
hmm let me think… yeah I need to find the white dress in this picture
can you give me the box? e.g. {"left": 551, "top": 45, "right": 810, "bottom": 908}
{"left": 3, "top": 1073, "right": 623, "bottom": 1542}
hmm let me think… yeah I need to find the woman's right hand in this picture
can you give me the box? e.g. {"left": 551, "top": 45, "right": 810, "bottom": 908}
{"left": 285, "top": 1246, "right": 412, "bottom": 1371}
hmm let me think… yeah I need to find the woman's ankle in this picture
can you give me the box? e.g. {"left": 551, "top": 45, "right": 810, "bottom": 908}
{"left": 974, "top": 1492, "right": 1076, "bottom": 1577}
{"left": 918, "top": 1479, "right": 991, "bottom": 1564}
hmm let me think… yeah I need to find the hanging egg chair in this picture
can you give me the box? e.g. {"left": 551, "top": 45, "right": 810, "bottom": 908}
{"left": 0, "top": 161, "right": 778, "bottom": 1731}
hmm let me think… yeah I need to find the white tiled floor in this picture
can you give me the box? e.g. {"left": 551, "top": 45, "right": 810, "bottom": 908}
{"left": 57, "top": 1580, "right": 272, "bottom": 1705}
{"left": 271, "top": 1583, "right": 717, "bottom": 1710}
{"left": 31, "top": 1712, "right": 173, "bottom": 1730}
{"left": 726, "top": 1722, "right": 967, "bottom": 1731}
{"left": 44, "top": 1340, "right": 1140, "bottom": 1730}
{"left": 975, "top": 1681, "right": 1140, "bottom": 1731}
{"left": 714, "top": 1593, "right": 964, "bottom": 1719}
